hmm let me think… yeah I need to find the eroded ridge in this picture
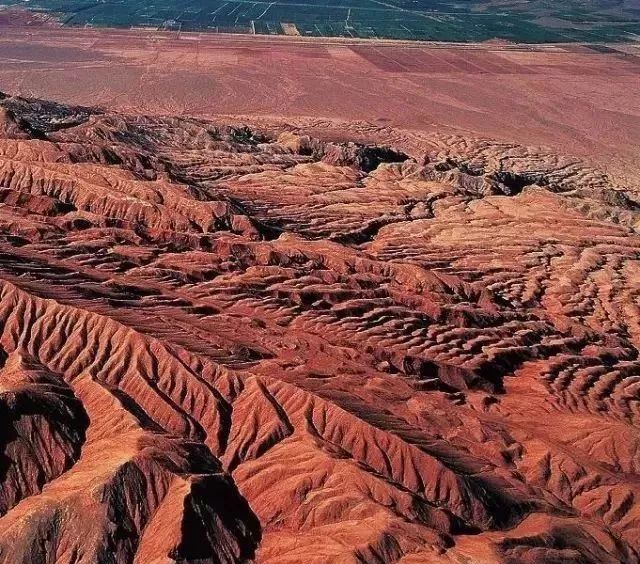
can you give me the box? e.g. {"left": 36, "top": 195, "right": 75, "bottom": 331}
{"left": 0, "top": 92, "right": 639, "bottom": 563}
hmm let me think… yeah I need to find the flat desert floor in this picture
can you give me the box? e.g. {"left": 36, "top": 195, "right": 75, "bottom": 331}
{"left": 1, "top": 25, "right": 639, "bottom": 183}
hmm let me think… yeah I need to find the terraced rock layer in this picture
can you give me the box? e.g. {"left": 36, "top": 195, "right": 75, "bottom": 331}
{"left": 0, "top": 92, "right": 639, "bottom": 563}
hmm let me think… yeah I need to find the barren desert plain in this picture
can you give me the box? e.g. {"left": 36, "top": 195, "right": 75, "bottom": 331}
{"left": 1, "top": 7, "right": 640, "bottom": 564}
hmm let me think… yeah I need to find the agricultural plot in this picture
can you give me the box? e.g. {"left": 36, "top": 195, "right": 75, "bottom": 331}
{"left": 3, "top": 0, "right": 640, "bottom": 41}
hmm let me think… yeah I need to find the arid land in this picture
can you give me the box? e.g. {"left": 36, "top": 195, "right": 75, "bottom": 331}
{"left": 1, "top": 21, "right": 640, "bottom": 184}
{"left": 1, "top": 16, "right": 640, "bottom": 564}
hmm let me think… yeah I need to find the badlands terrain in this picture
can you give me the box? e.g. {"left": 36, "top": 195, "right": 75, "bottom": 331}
{"left": 0, "top": 85, "right": 639, "bottom": 563}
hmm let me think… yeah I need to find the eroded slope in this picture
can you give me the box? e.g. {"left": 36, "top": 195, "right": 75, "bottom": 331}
{"left": 0, "top": 92, "right": 639, "bottom": 563}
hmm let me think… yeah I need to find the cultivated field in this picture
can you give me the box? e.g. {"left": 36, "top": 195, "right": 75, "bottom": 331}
{"left": 2, "top": 0, "right": 640, "bottom": 41}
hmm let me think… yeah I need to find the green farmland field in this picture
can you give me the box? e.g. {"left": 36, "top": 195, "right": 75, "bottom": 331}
{"left": 3, "top": 0, "right": 640, "bottom": 42}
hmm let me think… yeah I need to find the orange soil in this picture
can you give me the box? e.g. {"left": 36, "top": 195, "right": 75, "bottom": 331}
{"left": 0, "top": 25, "right": 639, "bottom": 184}
{"left": 0, "top": 91, "right": 639, "bottom": 562}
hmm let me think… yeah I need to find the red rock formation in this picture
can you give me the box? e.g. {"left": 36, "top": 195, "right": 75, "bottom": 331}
{"left": 0, "top": 92, "right": 638, "bottom": 563}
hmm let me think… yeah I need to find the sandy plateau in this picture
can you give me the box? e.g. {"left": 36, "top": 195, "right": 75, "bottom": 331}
{"left": 0, "top": 15, "right": 640, "bottom": 564}
{"left": 1, "top": 23, "right": 640, "bottom": 183}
